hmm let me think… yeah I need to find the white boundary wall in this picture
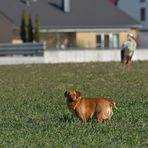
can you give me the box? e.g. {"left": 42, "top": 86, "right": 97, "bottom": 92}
{"left": 44, "top": 49, "right": 148, "bottom": 63}
{"left": 0, "top": 49, "right": 148, "bottom": 65}
{"left": 133, "top": 49, "right": 148, "bottom": 61}
{"left": 0, "top": 56, "right": 44, "bottom": 65}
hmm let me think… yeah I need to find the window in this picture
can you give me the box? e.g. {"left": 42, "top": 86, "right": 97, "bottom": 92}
{"left": 96, "top": 33, "right": 119, "bottom": 49}
{"left": 140, "top": 7, "right": 146, "bottom": 21}
{"left": 104, "top": 35, "right": 110, "bottom": 48}
{"left": 112, "top": 34, "right": 119, "bottom": 49}
{"left": 140, "top": 0, "right": 145, "bottom": 2}
{"left": 96, "top": 35, "right": 102, "bottom": 48}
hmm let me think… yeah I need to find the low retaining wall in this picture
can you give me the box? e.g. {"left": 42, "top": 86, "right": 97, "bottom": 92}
{"left": 44, "top": 49, "right": 120, "bottom": 63}
{"left": 0, "top": 56, "right": 44, "bottom": 65}
{"left": 44, "top": 49, "right": 148, "bottom": 63}
{"left": 133, "top": 50, "right": 148, "bottom": 61}
{"left": 0, "top": 49, "right": 147, "bottom": 65}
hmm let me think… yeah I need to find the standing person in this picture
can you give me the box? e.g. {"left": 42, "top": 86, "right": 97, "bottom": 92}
{"left": 121, "top": 33, "right": 137, "bottom": 69}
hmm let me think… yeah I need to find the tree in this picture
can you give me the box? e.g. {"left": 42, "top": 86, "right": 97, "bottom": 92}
{"left": 20, "top": 10, "right": 28, "bottom": 42}
{"left": 34, "top": 15, "right": 40, "bottom": 42}
{"left": 28, "top": 13, "right": 34, "bottom": 42}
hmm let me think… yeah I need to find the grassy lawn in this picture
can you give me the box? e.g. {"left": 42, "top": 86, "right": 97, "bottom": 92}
{"left": 0, "top": 62, "right": 147, "bottom": 147}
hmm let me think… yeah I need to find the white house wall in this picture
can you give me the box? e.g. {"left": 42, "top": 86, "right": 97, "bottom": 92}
{"left": 118, "top": 0, "right": 148, "bottom": 48}
{"left": 139, "top": 32, "right": 148, "bottom": 48}
{"left": 118, "top": 0, "right": 140, "bottom": 22}
{"left": 118, "top": 0, "right": 148, "bottom": 30}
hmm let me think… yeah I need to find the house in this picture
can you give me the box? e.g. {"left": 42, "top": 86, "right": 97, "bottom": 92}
{"left": 108, "top": 0, "right": 119, "bottom": 6}
{"left": 0, "top": 13, "right": 13, "bottom": 43}
{"left": 118, "top": 0, "right": 148, "bottom": 48}
{"left": 0, "top": 0, "right": 140, "bottom": 49}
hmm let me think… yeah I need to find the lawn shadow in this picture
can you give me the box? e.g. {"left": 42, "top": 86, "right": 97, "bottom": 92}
{"left": 58, "top": 114, "right": 114, "bottom": 126}
{"left": 58, "top": 114, "right": 102, "bottom": 124}
{"left": 58, "top": 114, "right": 77, "bottom": 123}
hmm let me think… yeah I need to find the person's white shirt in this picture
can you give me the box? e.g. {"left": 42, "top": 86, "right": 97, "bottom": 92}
{"left": 121, "top": 33, "right": 137, "bottom": 56}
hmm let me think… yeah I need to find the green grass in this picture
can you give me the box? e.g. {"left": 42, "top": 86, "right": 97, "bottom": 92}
{"left": 0, "top": 62, "right": 147, "bottom": 148}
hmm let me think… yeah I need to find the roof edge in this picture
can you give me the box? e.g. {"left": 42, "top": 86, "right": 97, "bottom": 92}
{"left": 40, "top": 28, "right": 129, "bottom": 33}
{"left": 0, "top": 10, "right": 17, "bottom": 27}
{"left": 40, "top": 25, "right": 141, "bottom": 32}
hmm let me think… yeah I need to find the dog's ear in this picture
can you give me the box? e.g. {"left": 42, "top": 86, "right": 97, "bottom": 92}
{"left": 75, "top": 90, "right": 81, "bottom": 98}
{"left": 64, "top": 91, "right": 68, "bottom": 97}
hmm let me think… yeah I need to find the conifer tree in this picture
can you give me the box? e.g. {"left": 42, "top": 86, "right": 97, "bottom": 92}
{"left": 28, "top": 13, "right": 34, "bottom": 42}
{"left": 20, "top": 10, "right": 28, "bottom": 42}
{"left": 34, "top": 15, "right": 40, "bottom": 42}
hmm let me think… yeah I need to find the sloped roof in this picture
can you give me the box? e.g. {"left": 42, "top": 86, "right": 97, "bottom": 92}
{"left": 0, "top": 0, "right": 140, "bottom": 30}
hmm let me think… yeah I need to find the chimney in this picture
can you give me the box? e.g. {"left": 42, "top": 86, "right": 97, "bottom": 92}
{"left": 62, "top": 0, "right": 71, "bottom": 13}
{"left": 20, "top": 0, "right": 37, "bottom": 7}
{"left": 26, "top": 0, "right": 30, "bottom": 7}
{"left": 109, "top": 0, "right": 119, "bottom": 6}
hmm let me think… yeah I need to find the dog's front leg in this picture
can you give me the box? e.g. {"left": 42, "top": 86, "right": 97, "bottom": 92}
{"left": 77, "top": 112, "right": 88, "bottom": 123}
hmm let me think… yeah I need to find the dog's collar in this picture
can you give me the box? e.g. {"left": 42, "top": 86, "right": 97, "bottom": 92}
{"left": 73, "top": 97, "right": 82, "bottom": 110}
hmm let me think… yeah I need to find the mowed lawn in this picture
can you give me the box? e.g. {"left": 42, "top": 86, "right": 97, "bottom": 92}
{"left": 0, "top": 62, "right": 147, "bottom": 147}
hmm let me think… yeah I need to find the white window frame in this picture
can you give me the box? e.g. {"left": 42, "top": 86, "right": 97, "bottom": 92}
{"left": 96, "top": 33, "right": 119, "bottom": 49}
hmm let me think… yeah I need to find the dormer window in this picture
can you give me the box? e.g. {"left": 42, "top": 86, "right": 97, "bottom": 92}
{"left": 140, "top": 7, "right": 146, "bottom": 21}
{"left": 140, "top": 0, "right": 146, "bottom": 2}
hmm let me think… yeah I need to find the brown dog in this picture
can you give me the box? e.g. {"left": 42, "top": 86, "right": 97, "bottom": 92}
{"left": 64, "top": 90, "right": 117, "bottom": 123}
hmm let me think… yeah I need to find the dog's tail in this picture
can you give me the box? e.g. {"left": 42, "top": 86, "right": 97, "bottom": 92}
{"left": 111, "top": 101, "right": 118, "bottom": 110}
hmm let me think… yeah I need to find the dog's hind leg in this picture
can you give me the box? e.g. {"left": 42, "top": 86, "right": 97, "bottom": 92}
{"left": 96, "top": 113, "right": 103, "bottom": 124}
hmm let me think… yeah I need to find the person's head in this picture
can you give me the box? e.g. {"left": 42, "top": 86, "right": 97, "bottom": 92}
{"left": 127, "top": 33, "right": 134, "bottom": 41}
